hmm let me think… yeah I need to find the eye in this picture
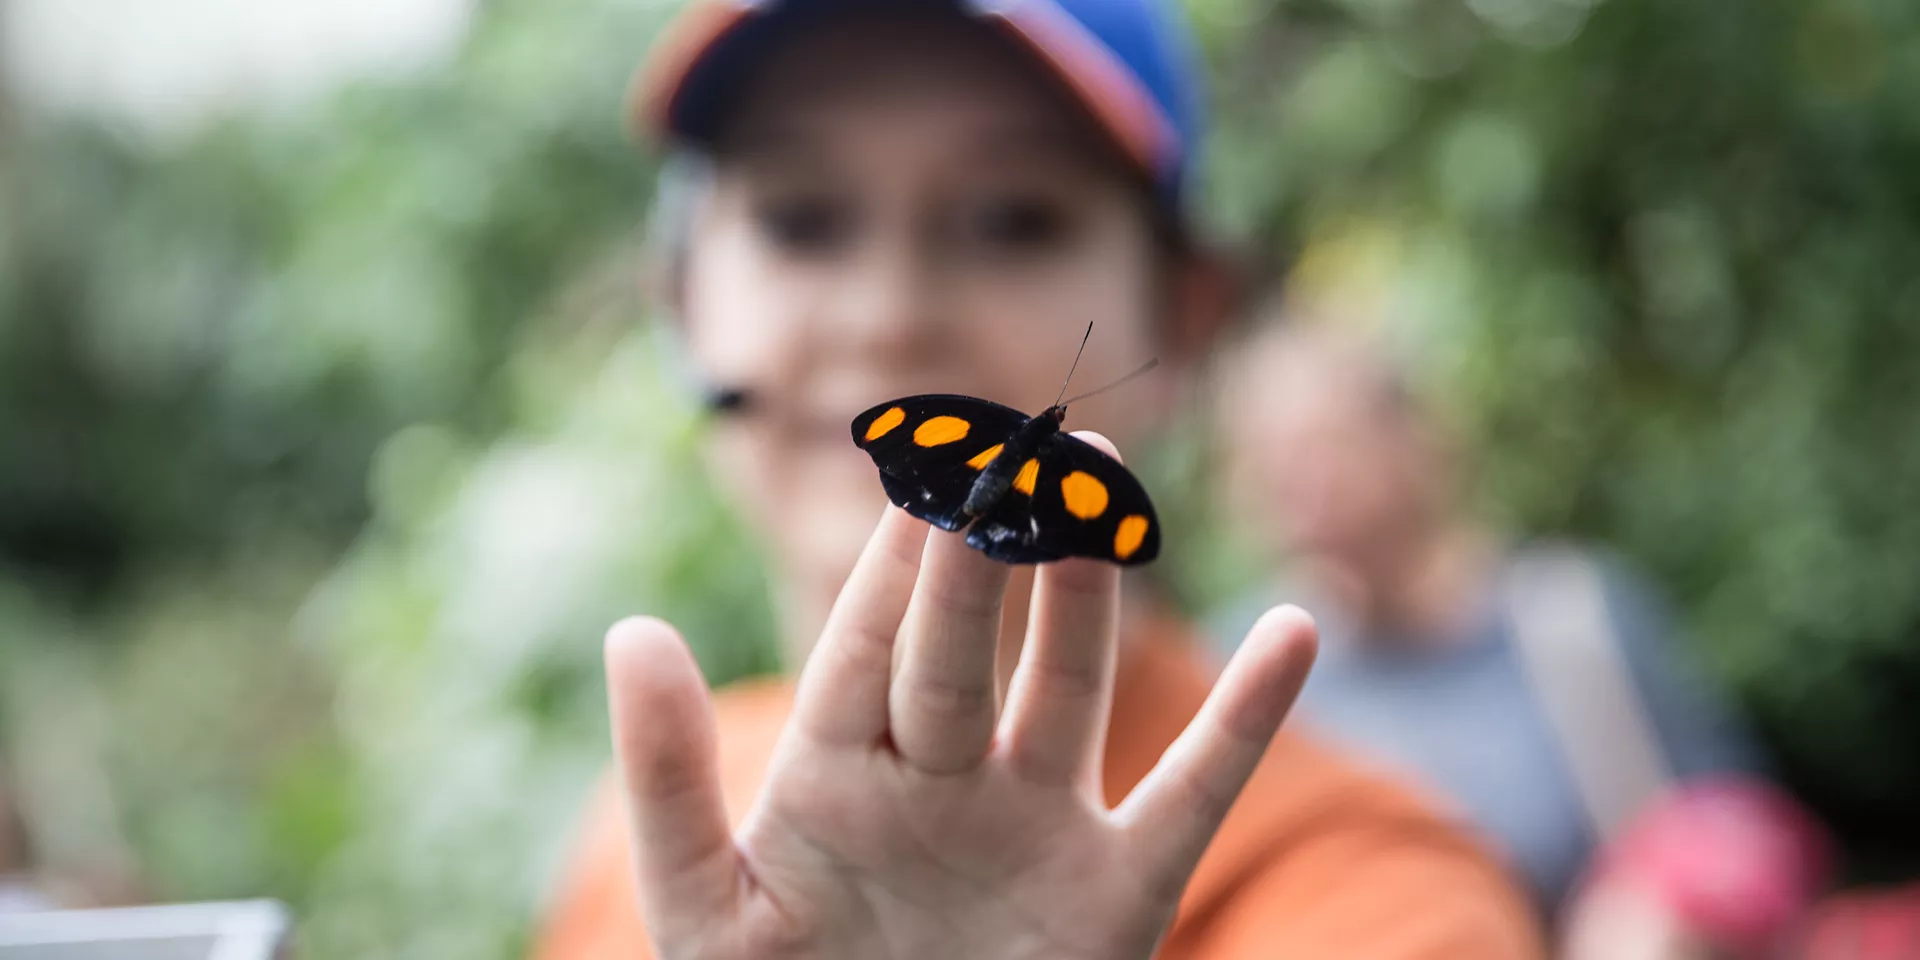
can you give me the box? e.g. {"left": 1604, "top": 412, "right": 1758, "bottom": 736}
{"left": 966, "top": 195, "right": 1074, "bottom": 252}
{"left": 754, "top": 194, "right": 855, "bottom": 255}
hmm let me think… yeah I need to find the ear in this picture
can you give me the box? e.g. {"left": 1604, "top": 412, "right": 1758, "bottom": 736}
{"left": 641, "top": 151, "right": 713, "bottom": 327}
{"left": 639, "top": 234, "right": 688, "bottom": 323}
{"left": 639, "top": 239, "right": 714, "bottom": 413}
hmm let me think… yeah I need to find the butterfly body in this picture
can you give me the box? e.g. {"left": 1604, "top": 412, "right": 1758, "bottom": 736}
{"left": 961, "top": 406, "right": 1064, "bottom": 517}
{"left": 851, "top": 395, "right": 1160, "bottom": 567}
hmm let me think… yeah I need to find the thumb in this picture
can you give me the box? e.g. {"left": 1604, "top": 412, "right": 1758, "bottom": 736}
{"left": 606, "top": 616, "right": 738, "bottom": 939}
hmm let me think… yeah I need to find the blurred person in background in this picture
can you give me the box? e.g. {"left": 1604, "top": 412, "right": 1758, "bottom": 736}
{"left": 1564, "top": 776, "right": 1920, "bottom": 960}
{"left": 1209, "top": 309, "right": 1766, "bottom": 923}
{"left": 533, "top": 0, "right": 1544, "bottom": 957}
{"left": 1561, "top": 776, "right": 1831, "bottom": 960}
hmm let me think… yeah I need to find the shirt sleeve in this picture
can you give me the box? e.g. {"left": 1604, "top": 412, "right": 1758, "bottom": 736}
{"left": 1594, "top": 552, "right": 1769, "bottom": 779}
{"left": 1179, "top": 817, "right": 1547, "bottom": 960}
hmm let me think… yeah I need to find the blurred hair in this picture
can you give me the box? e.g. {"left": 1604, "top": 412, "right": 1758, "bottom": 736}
{"left": 1218, "top": 296, "right": 1427, "bottom": 428}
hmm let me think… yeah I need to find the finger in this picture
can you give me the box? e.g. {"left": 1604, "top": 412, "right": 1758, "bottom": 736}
{"left": 1113, "top": 605, "right": 1318, "bottom": 895}
{"left": 1002, "top": 431, "right": 1124, "bottom": 792}
{"left": 605, "top": 617, "right": 739, "bottom": 936}
{"left": 789, "top": 505, "right": 930, "bottom": 748}
{"left": 889, "top": 523, "right": 1013, "bottom": 774}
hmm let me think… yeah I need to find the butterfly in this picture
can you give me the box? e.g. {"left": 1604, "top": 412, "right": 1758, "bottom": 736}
{"left": 849, "top": 325, "right": 1161, "bottom": 566}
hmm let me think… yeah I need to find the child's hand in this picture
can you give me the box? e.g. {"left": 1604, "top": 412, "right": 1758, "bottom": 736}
{"left": 604, "top": 433, "right": 1318, "bottom": 960}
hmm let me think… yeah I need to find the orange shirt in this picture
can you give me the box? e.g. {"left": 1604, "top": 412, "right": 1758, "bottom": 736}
{"left": 534, "top": 620, "right": 1544, "bottom": 959}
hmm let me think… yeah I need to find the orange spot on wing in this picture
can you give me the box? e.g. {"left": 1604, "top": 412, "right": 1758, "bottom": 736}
{"left": 865, "top": 406, "right": 906, "bottom": 441}
{"left": 967, "top": 443, "right": 1005, "bottom": 470}
{"left": 1060, "top": 471, "right": 1109, "bottom": 520}
{"left": 1012, "top": 459, "right": 1040, "bottom": 495}
{"left": 914, "top": 415, "right": 970, "bottom": 447}
{"left": 1114, "top": 515, "right": 1150, "bottom": 560}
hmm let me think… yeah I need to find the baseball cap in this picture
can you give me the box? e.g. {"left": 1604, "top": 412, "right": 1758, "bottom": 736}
{"left": 627, "top": 0, "right": 1207, "bottom": 211}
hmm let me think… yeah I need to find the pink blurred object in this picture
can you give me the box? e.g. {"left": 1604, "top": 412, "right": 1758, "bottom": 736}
{"left": 1801, "top": 882, "right": 1920, "bottom": 960}
{"left": 1585, "top": 776, "right": 1834, "bottom": 957}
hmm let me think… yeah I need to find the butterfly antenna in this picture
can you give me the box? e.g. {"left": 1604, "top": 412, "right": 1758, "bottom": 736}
{"left": 1053, "top": 322, "right": 1096, "bottom": 409}
{"left": 1061, "top": 358, "right": 1160, "bottom": 407}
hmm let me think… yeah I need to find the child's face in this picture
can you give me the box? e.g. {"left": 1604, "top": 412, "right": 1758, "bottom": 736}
{"left": 678, "top": 14, "right": 1174, "bottom": 591}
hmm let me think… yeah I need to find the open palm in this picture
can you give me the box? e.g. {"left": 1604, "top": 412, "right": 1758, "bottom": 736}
{"left": 606, "top": 435, "right": 1319, "bottom": 960}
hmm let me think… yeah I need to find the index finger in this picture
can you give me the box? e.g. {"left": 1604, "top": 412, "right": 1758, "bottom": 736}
{"left": 1113, "top": 605, "right": 1318, "bottom": 893}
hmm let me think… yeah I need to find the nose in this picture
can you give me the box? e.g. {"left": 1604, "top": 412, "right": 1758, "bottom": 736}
{"left": 827, "top": 228, "right": 947, "bottom": 361}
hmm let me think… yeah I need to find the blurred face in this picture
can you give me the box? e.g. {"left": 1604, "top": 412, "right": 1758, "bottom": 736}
{"left": 676, "top": 14, "right": 1176, "bottom": 604}
{"left": 1220, "top": 332, "right": 1438, "bottom": 566}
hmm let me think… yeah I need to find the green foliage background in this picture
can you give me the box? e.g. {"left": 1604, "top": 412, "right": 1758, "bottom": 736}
{"left": 1, "top": 0, "right": 1915, "bottom": 954}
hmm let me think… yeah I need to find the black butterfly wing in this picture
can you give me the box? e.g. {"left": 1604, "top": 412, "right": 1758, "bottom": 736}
{"left": 852, "top": 394, "right": 1031, "bottom": 532}
{"left": 965, "top": 432, "right": 1161, "bottom": 566}
{"left": 965, "top": 486, "right": 1063, "bottom": 564}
